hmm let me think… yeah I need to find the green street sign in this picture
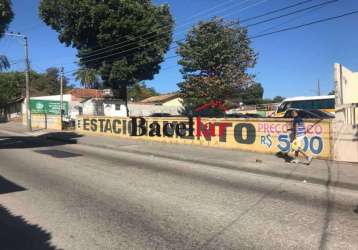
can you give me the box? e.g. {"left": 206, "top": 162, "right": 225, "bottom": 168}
{"left": 30, "top": 100, "right": 68, "bottom": 115}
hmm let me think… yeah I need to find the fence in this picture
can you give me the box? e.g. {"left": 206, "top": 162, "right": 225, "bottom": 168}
{"left": 76, "top": 116, "right": 332, "bottom": 159}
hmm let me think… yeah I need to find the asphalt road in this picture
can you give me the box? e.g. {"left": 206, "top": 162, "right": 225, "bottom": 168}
{"left": 0, "top": 132, "right": 358, "bottom": 250}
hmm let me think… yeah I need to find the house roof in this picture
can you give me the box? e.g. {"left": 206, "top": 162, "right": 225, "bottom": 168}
{"left": 68, "top": 88, "right": 104, "bottom": 98}
{"left": 140, "top": 93, "right": 179, "bottom": 104}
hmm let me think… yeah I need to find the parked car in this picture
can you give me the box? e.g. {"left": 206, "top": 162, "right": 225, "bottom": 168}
{"left": 283, "top": 109, "right": 334, "bottom": 119}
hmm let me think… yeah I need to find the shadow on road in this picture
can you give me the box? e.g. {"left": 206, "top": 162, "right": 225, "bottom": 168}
{"left": 0, "top": 132, "right": 82, "bottom": 150}
{"left": 0, "top": 175, "right": 59, "bottom": 249}
{"left": 0, "top": 175, "right": 26, "bottom": 195}
{"left": 275, "top": 152, "right": 294, "bottom": 162}
{"left": 318, "top": 160, "right": 340, "bottom": 250}
{"left": 0, "top": 205, "right": 59, "bottom": 250}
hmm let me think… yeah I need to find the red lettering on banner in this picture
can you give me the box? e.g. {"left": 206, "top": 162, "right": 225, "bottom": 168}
{"left": 315, "top": 125, "right": 323, "bottom": 135}
{"left": 256, "top": 123, "right": 323, "bottom": 135}
{"left": 282, "top": 124, "right": 288, "bottom": 133}
{"left": 270, "top": 124, "right": 275, "bottom": 133}
{"left": 276, "top": 124, "right": 281, "bottom": 133}
{"left": 264, "top": 123, "right": 269, "bottom": 133}
{"left": 196, "top": 117, "right": 215, "bottom": 137}
{"left": 258, "top": 123, "right": 264, "bottom": 132}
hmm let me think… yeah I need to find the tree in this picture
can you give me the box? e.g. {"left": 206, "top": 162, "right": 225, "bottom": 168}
{"left": 177, "top": 18, "right": 257, "bottom": 111}
{"left": 128, "top": 82, "right": 158, "bottom": 102}
{"left": 32, "top": 67, "right": 70, "bottom": 95}
{"left": 0, "top": 0, "right": 14, "bottom": 72}
{"left": 0, "top": 68, "right": 72, "bottom": 107}
{"left": 0, "top": 0, "right": 13, "bottom": 37}
{"left": 74, "top": 67, "right": 100, "bottom": 89}
{"left": 0, "top": 55, "right": 9, "bottom": 71}
{"left": 272, "top": 96, "right": 285, "bottom": 103}
{"left": 0, "top": 71, "right": 23, "bottom": 107}
{"left": 39, "top": 0, "right": 174, "bottom": 116}
{"left": 232, "top": 83, "right": 264, "bottom": 105}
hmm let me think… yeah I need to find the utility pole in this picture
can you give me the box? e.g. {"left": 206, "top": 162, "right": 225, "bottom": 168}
{"left": 60, "top": 67, "right": 64, "bottom": 130}
{"left": 24, "top": 36, "right": 31, "bottom": 131}
{"left": 317, "top": 79, "right": 321, "bottom": 96}
{"left": 5, "top": 32, "right": 31, "bottom": 131}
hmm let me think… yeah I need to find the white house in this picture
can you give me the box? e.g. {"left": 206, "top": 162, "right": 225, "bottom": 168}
{"left": 81, "top": 98, "right": 127, "bottom": 117}
{"left": 80, "top": 93, "right": 184, "bottom": 117}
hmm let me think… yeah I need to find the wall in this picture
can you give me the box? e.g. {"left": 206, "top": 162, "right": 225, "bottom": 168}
{"left": 23, "top": 95, "right": 81, "bottom": 120}
{"left": 334, "top": 64, "right": 358, "bottom": 105}
{"left": 332, "top": 116, "right": 358, "bottom": 163}
{"left": 128, "top": 103, "right": 181, "bottom": 116}
{"left": 30, "top": 94, "right": 72, "bottom": 102}
{"left": 333, "top": 64, "right": 358, "bottom": 162}
{"left": 76, "top": 116, "right": 332, "bottom": 159}
{"left": 22, "top": 114, "right": 62, "bottom": 130}
{"left": 103, "top": 100, "right": 127, "bottom": 117}
{"left": 82, "top": 99, "right": 104, "bottom": 116}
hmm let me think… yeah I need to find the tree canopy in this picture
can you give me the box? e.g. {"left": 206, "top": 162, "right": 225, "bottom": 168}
{"left": 0, "top": 71, "right": 23, "bottom": 107}
{"left": 31, "top": 67, "right": 71, "bottom": 95}
{"left": 0, "top": 0, "right": 13, "bottom": 72}
{"left": 39, "top": 0, "right": 174, "bottom": 93}
{"left": 272, "top": 96, "right": 285, "bottom": 103}
{"left": 74, "top": 67, "right": 100, "bottom": 89}
{"left": 0, "top": 55, "right": 9, "bottom": 71}
{"left": 232, "top": 83, "right": 264, "bottom": 105}
{"left": 0, "top": 68, "right": 72, "bottom": 107}
{"left": 128, "top": 82, "right": 158, "bottom": 102}
{"left": 177, "top": 18, "right": 257, "bottom": 110}
{"left": 0, "top": 0, "right": 13, "bottom": 37}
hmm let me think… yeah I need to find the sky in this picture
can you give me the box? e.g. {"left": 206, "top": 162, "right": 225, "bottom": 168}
{"left": 1, "top": 0, "right": 358, "bottom": 98}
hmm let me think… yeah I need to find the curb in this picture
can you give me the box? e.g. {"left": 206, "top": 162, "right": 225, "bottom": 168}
{"left": 44, "top": 134, "right": 358, "bottom": 192}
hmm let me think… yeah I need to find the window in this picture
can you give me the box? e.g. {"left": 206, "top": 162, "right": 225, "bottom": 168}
{"left": 291, "top": 101, "right": 313, "bottom": 109}
{"left": 312, "top": 100, "right": 321, "bottom": 109}
{"left": 321, "top": 99, "right": 335, "bottom": 109}
{"left": 115, "top": 104, "right": 121, "bottom": 110}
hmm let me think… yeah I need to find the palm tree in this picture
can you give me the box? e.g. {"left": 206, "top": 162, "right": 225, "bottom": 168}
{"left": 74, "top": 67, "right": 99, "bottom": 88}
{"left": 0, "top": 55, "right": 10, "bottom": 72}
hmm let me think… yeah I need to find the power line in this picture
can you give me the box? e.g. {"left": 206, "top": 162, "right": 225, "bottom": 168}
{"left": 250, "top": 9, "right": 358, "bottom": 39}
{"left": 255, "top": 3, "right": 329, "bottom": 35}
{"left": 34, "top": 2, "right": 252, "bottom": 67}
{"left": 82, "top": 9, "right": 358, "bottom": 77}
{"left": 245, "top": 0, "right": 338, "bottom": 28}
{"left": 78, "top": 0, "right": 262, "bottom": 61}
{"left": 48, "top": 0, "right": 319, "bottom": 69}
{"left": 63, "top": 54, "right": 179, "bottom": 76}
{"left": 79, "top": 0, "right": 255, "bottom": 58}
{"left": 240, "top": 0, "right": 314, "bottom": 23}
{"left": 79, "top": 0, "right": 316, "bottom": 61}
{"left": 52, "top": 3, "right": 357, "bottom": 80}
{"left": 76, "top": 0, "right": 337, "bottom": 67}
{"left": 77, "top": 0, "right": 321, "bottom": 66}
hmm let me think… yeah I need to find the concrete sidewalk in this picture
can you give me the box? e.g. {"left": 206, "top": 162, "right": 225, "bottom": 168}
{"left": 1, "top": 121, "right": 358, "bottom": 191}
